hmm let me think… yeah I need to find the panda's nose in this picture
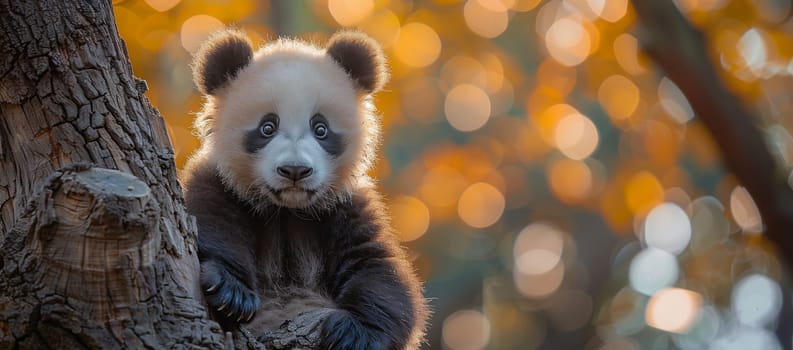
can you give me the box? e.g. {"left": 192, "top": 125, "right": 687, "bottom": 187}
{"left": 277, "top": 165, "right": 314, "bottom": 181}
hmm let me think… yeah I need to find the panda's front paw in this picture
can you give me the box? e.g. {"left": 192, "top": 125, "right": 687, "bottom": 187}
{"left": 320, "top": 310, "right": 388, "bottom": 350}
{"left": 200, "top": 260, "right": 260, "bottom": 327}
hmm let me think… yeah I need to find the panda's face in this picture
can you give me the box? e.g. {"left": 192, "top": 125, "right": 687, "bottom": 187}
{"left": 192, "top": 31, "right": 387, "bottom": 211}
{"left": 207, "top": 44, "right": 372, "bottom": 209}
{"left": 241, "top": 110, "right": 344, "bottom": 209}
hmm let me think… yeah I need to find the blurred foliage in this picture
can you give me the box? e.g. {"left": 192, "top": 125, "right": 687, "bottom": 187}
{"left": 113, "top": 0, "right": 793, "bottom": 349}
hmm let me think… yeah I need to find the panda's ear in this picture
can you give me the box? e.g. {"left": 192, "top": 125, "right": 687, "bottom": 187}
{"left": 192, "top": 29, "right": 254, "bottom": 95}
{"left": 326, "top": 31, "right": 388, "bottom": 94}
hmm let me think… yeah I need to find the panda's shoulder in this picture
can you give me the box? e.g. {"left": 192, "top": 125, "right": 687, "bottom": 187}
{"left": 182, "top": 157, "right": 244, "bottom": 216}
{"left": 327, "top": 185, "right": 390, "bottom": 237}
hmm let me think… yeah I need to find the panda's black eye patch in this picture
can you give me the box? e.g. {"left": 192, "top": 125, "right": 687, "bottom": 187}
{"left": 244, "top": 113, "right": 279, "bottom": 153}
{"left": 310, "top": 113, "right": 345, "bottom": 157}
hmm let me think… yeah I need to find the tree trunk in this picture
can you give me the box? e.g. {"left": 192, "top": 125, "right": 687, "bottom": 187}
{"left": 629, "top": 2, "right": 793, "bottom": 348}
{"left": 0, "top": 1, "right": 323, "bottom": 348}
{"left": 628, "top": 1, "right": 793, "bottom": 264}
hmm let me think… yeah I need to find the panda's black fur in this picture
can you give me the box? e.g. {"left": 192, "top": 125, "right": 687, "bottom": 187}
{"left": 183, "top": 29, "right": 428, "bottom": 350}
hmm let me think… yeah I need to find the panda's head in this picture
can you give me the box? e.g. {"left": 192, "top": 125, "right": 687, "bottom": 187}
{"left": 191, "top": 29, "right": 387, "bottom": 210}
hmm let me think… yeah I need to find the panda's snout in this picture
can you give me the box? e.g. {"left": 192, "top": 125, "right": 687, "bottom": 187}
{"left": 277, "top": 165, "right": 314, "bottom": 181}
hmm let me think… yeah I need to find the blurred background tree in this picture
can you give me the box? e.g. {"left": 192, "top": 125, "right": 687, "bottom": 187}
{"left": 113, "top": 0, "right": 793, "bottom": 348}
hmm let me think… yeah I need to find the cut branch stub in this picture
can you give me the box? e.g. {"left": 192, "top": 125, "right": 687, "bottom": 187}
{"left": 1, "top": 165, "right": 227, "bottom": 349}
{"left": 31, "top": 167, "right": 160, "bottom": 321}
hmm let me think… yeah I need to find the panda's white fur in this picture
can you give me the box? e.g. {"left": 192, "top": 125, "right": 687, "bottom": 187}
{"left": 191, "top": 39, "right": 380, "bottom": 212}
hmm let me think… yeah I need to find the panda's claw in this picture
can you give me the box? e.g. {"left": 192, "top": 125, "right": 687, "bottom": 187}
{"left": 200, "top": 260, "right": 260, "bottom": 327}
{"left": 239, "top": 310, "right": 253, "bottom": 323}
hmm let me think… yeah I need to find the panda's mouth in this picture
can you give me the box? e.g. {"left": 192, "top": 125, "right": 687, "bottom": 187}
{"left": 268, "top": 185, "right": 317, "bottom": 196}
{"left": 265, "top": 185, "right": 319, "bottom": 207}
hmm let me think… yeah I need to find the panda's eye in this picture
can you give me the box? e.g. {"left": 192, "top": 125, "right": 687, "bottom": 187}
{"left": 260, "top": 121, "right": 277, "bottom": 137}
{"left": 313, "top": 123, "right": 328, "bottom": 139}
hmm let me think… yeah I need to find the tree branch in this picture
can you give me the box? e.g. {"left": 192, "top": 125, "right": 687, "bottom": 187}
{"left": 630, "top": 0, "right": 793, "bottom": 265}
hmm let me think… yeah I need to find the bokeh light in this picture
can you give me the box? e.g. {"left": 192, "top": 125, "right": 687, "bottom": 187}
{"left": 548, "top": 158, "right": 594, "bottom": 203}
{"left": 442, "top": 310, "right": 491, "bottom": 350}
{"left": 629, "top": 248, "right": 679, "bottom": 295}
{"left": 730, "top": 185, "right": 762, "bottom": 233}
{"left": 673, "top": 305, "right": 721, "bottom": 348}
{"left": 444, "top": 84, "right": 492, "bottom": 132}
{"left": 328, "top": 0, "right": 374, "bottom": 26}
{"left": 359, "top": 10, "right": 401, "bottom": 48}
{"left": 535, "top": 59, "right": 577, "bottom": 96}
{"left": 479, "top": 53, "right": 506, "bottom": 92}
{"left": 587, "top": 0, "right": 628, "bottom": 22}
{"left": 545, "top": 17, "right": 591, "bottom": 66}
{"left": 514, "top": 223, "right": 565, "bottom": 275}
{"left": 624, "top": 171, "right": 664, "bottom": 216}
{"left": 458, "top": 182, "right": 505, "bottom": 228}
{"left": 144, "top": 0, "right": 180, "bottom": 12}
{"left": 514, "top": 261, "right": 565, "bottom": 298}
{"left": 658, "top": 77, "right": 695, "bottom": 124}
{"left": 393, "top": 23, "right": 442, "bottom": 68}
{"left": 389, "top": 196, "right": 431, "bottom": 242}
{"left": 731, "top": 274, "right": 782, "bottom": 327}
{"left": 644, "top": 202, "right": 691, "bottom": 255}
{"left": 645, "top": 288, "right": 702, "bottom": 333}
{"left": 598, "top": 74, "right": 640, "bottom": 122}
{"left": 613, "top": 34, "right": 646, "bottom": 75}
{"left": 180, "top": 14, "right": 224, "bottom": 53}
{"left": 534, "top": 103, "right": 580, "bottom": 146}
{"left": 441, "top": 56, "right": 486, "bottom": 91}
{"left": 515, "top": 249, "right": 560, "bottom": 275}
{"left": 464, "top": 0, "right": 509, "bottom": 38}
{"left": 737, "top": 28, "right": 768, "bottom": 78}
{"left": 554, "top": 112, "right": 599, "bottom": 160}
{"left": 420, "top": 165, "right": 467, "bottom": 208}
{"left": 689, "top": 196, "right": 730, "bottom": 251}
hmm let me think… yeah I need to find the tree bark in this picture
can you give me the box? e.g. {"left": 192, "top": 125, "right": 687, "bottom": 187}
{"left": 0, "top": 1, "right": 324, "bottom": 348}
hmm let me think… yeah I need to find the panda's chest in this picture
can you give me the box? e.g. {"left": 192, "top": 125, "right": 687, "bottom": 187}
{"left": 253, "top": 210, "right": 328, "bottom": 288}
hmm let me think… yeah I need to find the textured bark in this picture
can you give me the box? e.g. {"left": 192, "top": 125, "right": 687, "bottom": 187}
{"left": 0, "top": 0, "right": 324, "bottom": 348}
{"left": 0, "top": 165, "right": 222, "bottom": 349}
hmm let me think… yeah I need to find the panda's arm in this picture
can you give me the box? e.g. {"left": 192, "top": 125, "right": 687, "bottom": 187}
{"left": 183, "top": 165, "right": 260, "bottom": 326}
{"left": 321, "top": 191, "right": 424, "bottom": 350}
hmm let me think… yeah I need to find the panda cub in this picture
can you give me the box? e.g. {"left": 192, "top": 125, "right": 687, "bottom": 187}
{"left": 182, "top": 29, "right": 427, "bottom": 350}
